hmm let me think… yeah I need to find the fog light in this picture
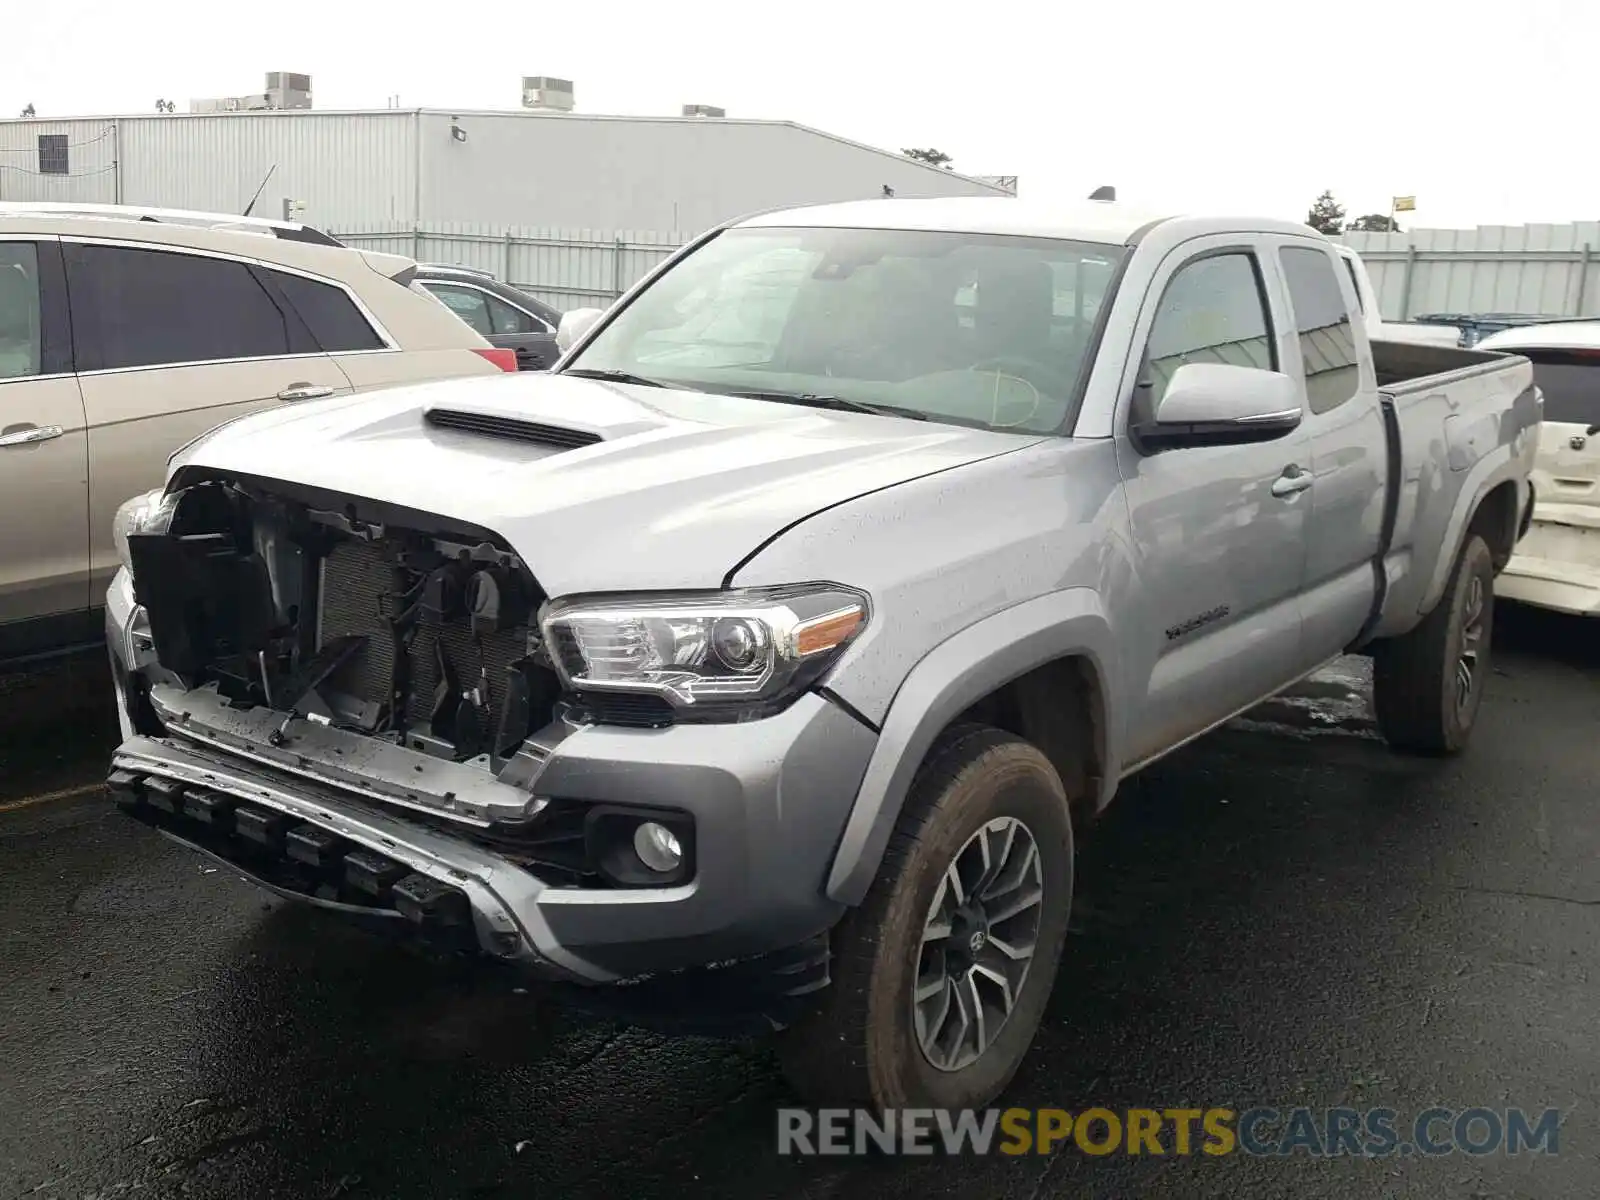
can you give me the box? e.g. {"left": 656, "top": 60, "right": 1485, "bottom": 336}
{"left": 633, "top": 821, "right": 683, "bottom": 873}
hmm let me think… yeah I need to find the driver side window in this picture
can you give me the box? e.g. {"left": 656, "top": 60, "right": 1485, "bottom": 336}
{"left": 1139, "top": 252, "right": 1276, "bottom": 417}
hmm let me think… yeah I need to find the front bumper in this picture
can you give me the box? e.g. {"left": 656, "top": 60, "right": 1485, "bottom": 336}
{"left": 104, "top": 570, "right": 877, "bottom": 986}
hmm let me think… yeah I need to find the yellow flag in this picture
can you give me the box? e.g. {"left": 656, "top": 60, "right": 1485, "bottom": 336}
{"left": 1392, "top": 196, "right": 1416, "bottom": 212}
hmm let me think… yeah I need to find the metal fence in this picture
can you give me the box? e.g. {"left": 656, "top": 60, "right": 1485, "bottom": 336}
{"left": 329, "top": 222, "right": 689, "bottom": 311}
{"left": 1341, "top": 222, "right": 1600, "bottom": 322}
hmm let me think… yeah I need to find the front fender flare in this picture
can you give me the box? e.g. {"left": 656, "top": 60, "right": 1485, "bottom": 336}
{"left": 824, "top": 587, "right": 1118, "bottom": 906}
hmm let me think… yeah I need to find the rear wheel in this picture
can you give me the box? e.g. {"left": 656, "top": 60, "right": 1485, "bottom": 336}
{"left": 778, "top": 725, "right": 1074, "bottom": 1110}
{"left": 1373, "top": 533, "right": 1495, "bottom": 755}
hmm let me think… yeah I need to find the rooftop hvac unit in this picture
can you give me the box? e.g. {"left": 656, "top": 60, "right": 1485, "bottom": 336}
{"left": 264, "top": 72, "right": 312, "bottom": 110}
{"left": 682, "top": 104, "right": 725, "bottom": 118}
{"left": 522, "top": 77, "right": 574, "bottom": 112}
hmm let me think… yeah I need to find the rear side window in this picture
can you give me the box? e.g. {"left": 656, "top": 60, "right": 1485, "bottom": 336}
{"left": 422, "top": 284, "right": 492, "bottom": 336}
{"left": 1518, "top": 351, "right": 1600, "bottom": 425}
{"left": 1279, "top": 246, "right": 1361, "bottom": 414}
{"left": 487, "top": 293, "right": 542, "bottom": 335}
{"left": 0, "top": 243, "right": 42, "bottom": 380}
{"left": 65, "top": 244, "right": 292, "bottom": 371}
{"left": 1144, "top": 252, "right": 1275, "bottom": 405}
{"left": 266, "top": 269, "right": 385, "bottom": 352}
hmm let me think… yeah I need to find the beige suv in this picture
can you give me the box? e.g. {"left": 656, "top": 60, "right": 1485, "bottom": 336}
{"left": 0, "top": 203, "right": 515, "bottom": 662}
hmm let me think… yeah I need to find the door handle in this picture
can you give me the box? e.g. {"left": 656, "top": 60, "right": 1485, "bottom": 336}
{"left": 277, "top": 383, "right": 335, "bottom": 403}
{"left": 1270, "top": 465, "right": 1314, "bottom": 498}
{"left": 0, "top": 424, "right": 65, "bottom": 448}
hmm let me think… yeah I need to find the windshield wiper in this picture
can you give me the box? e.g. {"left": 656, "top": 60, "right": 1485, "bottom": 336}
{"left": 560, "top": 367, "right": 670, "bottom": 388}
{"left": 727, "top": 390, "right": 928, "bottom": 420}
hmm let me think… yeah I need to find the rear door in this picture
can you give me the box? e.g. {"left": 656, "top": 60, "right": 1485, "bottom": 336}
{"left": 1273, "top": 239, "right": 1388, "bottom": 660}
{"left": 421, "top": 280, "right": 557, "bottom": 369}
{"left": 64, "top": 240, "right": 352, "bottom": 603}
{"left": 0, "top": 236, "right": 90, "bottom": 631}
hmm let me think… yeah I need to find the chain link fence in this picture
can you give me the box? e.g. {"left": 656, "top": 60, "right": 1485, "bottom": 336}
{"left": 330, "top": 222, "right": 689, "bottom": 311}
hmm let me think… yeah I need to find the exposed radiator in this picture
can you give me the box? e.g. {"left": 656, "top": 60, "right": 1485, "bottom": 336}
{"left": 316, "top": 538, "right": 532, "bottom": 729}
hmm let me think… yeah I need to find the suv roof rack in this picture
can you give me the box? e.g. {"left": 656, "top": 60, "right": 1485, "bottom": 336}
{"left": 0, "top": 201, "right": 345, "bottom": 247}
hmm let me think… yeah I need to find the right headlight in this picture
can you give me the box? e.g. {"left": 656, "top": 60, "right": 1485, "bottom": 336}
{"left": 540, "top": 583, "right": 869, "bottom": 717}
{"left": 112, "top": 488, "right": 177, "bottom": 576}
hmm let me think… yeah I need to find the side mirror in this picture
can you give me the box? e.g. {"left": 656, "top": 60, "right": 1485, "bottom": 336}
{"left": 1137, "top": 362, "right": 1302, "bottom": 450}
{"left": 555, "top": 307, "right": 604, "bottom": 355}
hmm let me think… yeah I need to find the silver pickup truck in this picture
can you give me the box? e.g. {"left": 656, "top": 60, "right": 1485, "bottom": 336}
{"left": 102, "top": 197, "right": 1539, "bottom": 1112}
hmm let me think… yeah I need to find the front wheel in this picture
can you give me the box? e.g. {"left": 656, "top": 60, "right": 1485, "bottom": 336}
{"left": 778, "top": 725, "right": 1074, "bottom": 1110}
{"left": 1373, "top": 533, "right": 1496, "bottom": 755}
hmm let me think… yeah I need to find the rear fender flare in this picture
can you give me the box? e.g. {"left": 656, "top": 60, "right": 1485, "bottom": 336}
{"left": 1419, "top": 446, "right": 1522, "bottom": 616}
{"left": 824, "top": 587, "right": 1119, "bottom": 906}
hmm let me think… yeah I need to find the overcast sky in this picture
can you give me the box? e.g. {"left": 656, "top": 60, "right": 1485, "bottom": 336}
{"left": 6, "top": 0, "right": 1591, "bottom": 231}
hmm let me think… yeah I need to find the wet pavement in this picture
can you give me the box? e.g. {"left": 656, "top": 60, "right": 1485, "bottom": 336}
{"left": 2, "top": 605, "right": 1598, "bottom": 1199}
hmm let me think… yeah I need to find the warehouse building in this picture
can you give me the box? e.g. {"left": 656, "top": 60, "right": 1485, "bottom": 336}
{"left": 0, "top": 80, "right": 1011, "bottom": 236}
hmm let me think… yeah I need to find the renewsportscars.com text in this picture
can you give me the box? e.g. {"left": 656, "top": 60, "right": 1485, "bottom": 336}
{"left": 777, "top": 1106, "right": 1562, "bottom": 1158}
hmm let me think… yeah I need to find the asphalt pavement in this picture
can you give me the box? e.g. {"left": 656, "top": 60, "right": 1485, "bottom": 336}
{"left": 2, "top": 604, "right": 1597, "bottom": 1199}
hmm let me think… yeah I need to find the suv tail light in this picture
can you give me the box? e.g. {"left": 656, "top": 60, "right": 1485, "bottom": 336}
{"left": 472, "top": 348, "right": 519, "bottom": 373}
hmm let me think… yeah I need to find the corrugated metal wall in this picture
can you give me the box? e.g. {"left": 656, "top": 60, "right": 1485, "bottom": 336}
{"left": 5, "top": 109, "right": 1000, "bottom": 236}
{"left": 414, "top": 112, "right": 1006, "bottom": 232}
{"left": 0, "top": 112, "right": 419, "bottom": 227}
{"left": 119, "top": 112, "right": 418, "bottom": 228}
{"left": 1341, "top": 222, "right": 1600, "bottom": 319}
{"left": 0, "top": 118, "right": 118, "bottom": 203}
{"left": 332, "top": 222, "right": 685, "bottom": 310}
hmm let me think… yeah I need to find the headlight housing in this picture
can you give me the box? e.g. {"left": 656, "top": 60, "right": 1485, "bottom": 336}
{"left": 112, "top": 488, "right": 177, "bottom": 576}
{"left": 541, "top": 584, "right": 869, "bottom": 718}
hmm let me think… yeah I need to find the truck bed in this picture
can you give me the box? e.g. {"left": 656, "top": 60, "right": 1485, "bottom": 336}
{"left": 1362, "top": 339, "right": 1538, "bottom": 641}
{"left": 1369, "top": 339, "right": 1512, "bottom": 391}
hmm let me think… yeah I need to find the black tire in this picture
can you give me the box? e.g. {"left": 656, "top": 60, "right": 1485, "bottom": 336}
{"left": 1373, "top": 533, "right": 1496, "bottom": 755}
{"left": 778, "top": 724, "right": 1074, "bottom": 1110}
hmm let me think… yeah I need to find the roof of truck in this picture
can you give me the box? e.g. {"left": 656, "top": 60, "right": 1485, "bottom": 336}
{"left": 734, "top": 197, "right": 1323, "bottom": 247}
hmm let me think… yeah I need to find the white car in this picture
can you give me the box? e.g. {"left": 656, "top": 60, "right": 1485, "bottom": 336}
{"left": 1475, "top": 321, "right": 1600, "bottom": 616}
{"left": 0, "top": 202, "right": 515, "bottom": 661}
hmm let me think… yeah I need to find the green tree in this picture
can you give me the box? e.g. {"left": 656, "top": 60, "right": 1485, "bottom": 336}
{"left": 1305, "top": 190, "right": 1346, "bottom": 235}
{"left": 1347, "top": 213, "right": 1402, "bottom": 233}
{"left": 902, "top": 148, "right": 954, "bottom": 170}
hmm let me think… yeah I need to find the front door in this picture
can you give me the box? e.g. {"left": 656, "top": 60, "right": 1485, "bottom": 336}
{"left": 0, "top": 236, "right": 90, "bottom": 631}
{"left": 1114, "top": 239, "right": 1312, "bottom": 767}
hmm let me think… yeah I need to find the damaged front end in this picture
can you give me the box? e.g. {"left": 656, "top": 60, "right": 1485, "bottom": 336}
{"left": 102, "top": 467, "right": 874, "bottom": 1024}
{"left": 120, "top": 475, "right": 578, "bottom": 821}
{"left": 104, "top": 473, "right": 692, "bottom": 974}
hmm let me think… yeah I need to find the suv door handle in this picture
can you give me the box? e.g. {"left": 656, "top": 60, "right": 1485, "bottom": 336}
{"left": 0, "top": 424, "right": 65, "bottom": 448}
{"left": 278, "top": 383, "right": 335, "bottom": 402}
{"left": 1270, "top": 465, "right": 1314, "bottom": 498}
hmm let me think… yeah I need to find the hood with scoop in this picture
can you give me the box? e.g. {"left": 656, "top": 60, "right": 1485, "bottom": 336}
{"left": 168, "top": 369, "right": 1041, "bottom": 597}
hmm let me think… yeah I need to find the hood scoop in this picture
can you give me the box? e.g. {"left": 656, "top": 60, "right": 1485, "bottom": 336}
{"left": 423, "top": 407, "right": 603, "bottom": 451}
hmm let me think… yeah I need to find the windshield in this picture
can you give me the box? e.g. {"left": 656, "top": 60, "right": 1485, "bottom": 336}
{"left": 562, "top": 226, "right": 1126, "bottom": 434}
